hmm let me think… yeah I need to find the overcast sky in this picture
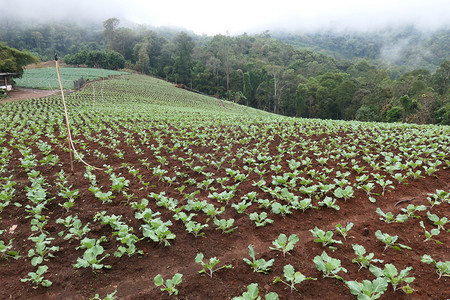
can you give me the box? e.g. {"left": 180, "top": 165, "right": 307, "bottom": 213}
{"left": 3, "top": 0, "right": 450, "bottom": 35}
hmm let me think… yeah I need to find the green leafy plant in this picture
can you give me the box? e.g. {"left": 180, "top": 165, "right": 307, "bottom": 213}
{"left": 20, "top": 265, "right": 52, "bottom": 288}
{"left": 421, "top": 255, "right": 450, "bottom": 279}
{"left": 154, "top": 273, "right": 183, "bottom": 296}
{"left": 73, "top": 236, "right": 111, "bottom": 271}
{"left": 232, "top": 283, "right": 279, "bottom": 300}
{"left": 376, "top": 208, "right": 408, "bottom": 223}
{"left": 375, "top": 230, "right": 411, "bottom": 251}
{"left": 28, "top": 233, "right": 59, "bottom": 266}
{"left": 135, "top": 208, "right": 162, "bottom": 223}
{"left": 427, "top": 211, "right": 448, "bottom": 230}
{"left": 113, "top": 224, "right": 143, "bottom": 257}
{"left": 195, "top": 252, "right": 233, "bottom": 277}
{"left": 310, "top": 227, "right": 343, "bottom": 250}
{"left": 351, "top": 244, "right": 383, "bottom": 270}
{"left": 0, "top": 239, "right": 20, "bottom": 260}
{"left": 243, "top": 244, "right": 274, "bottom": 274}
{"left": 313, "top": 251, "right": 347, "bottom": 281}
{"left": 376, "top": 178, "right": 394, "bottom": 196}
{"left": 269, "top": 233, "right": 299, "bottom": 257}
{"left": 185, "top": 220, "right": 208, "bottom": 238}
{"left": 400, "top": 204, "right": 427, "bottom": 218}
{"left": 419, "top": 221, "right": 442, "bottom": 243}
{"left": 213, "top": 217, "right": 237, "bottom": 234}
{"left": 346, "top": 277, "right": 388, "bottom": 300}
{"left": 142, "top": 218, "right": 176, "bottom": 246}
{"left": 232, "top": 199, "right": 252, "bottom": 214}
{"left": 110, "top": 174, "right": 130, "bottom": 192}
{"left": 335, "top": 222, "right": 353, "bottom": 240}
{"left": 333, "top": 186, "right": 354, "bottom": 201}
{"left": 273, "top": 264, "right": 316, "bottom": 293}
{"left": 249, "top": 212, "right": 273, "bottom": 227}
{"left": 369, "top": 263, "right": 415, "bottom": 292}
{"left": 56, "top": 215, "right": 91, "bottom": 240}
{"left": 318, "top": 196, "right": 340, "bottom": 210}
{"left": 93, "top": 190, "right": 115, "bottom": 204}
{"left": 89, "top": 290, "right": 118, "bottom": 300}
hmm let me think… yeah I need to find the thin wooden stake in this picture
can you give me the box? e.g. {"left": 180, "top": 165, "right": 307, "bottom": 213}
{"left": 55, "top": 57, "right": 74, "bottom": 173}
{"left": 55, "top": 55, "right": 103, "bottom": 172}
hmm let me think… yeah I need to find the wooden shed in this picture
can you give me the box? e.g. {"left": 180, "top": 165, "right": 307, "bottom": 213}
{"left": 0, "top": 73, "right": 17, "bottom": 92}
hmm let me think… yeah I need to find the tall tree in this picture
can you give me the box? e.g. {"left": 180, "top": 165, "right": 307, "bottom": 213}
{"left": 173, "top": 32, "right": 194, "bottom": 85}
{"left": 103, "top": 18, "right": 120, "bottom": 46}
{"left": 0, "top": 43, "right": 39, "bottom": 76}
{"left": 432, "top": 60, "right": 450, "bottom": 96}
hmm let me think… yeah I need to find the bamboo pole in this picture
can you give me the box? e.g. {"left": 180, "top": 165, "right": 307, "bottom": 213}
{"left": 55, "top": 54, "right": 103, "bottom": 172}
{"left": 55, "top": 55, "right": 74, "bottom": 173}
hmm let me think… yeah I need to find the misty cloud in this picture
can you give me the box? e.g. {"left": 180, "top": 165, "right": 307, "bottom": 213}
{"left": 2, "top": 0, "right": 450, "bottom": 34}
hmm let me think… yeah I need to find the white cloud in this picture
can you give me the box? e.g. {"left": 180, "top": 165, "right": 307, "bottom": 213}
{"left": 3, "top": 0, "right": 450, "bottom": 34}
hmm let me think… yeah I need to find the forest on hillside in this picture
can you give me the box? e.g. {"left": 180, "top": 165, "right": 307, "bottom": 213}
{"left": 1, "top": 18, "right": 449, "bottom": 124}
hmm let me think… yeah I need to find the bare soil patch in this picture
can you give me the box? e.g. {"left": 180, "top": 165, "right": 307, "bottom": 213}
{"left": 0, "top": 88, "right": 61, "bottom": 104}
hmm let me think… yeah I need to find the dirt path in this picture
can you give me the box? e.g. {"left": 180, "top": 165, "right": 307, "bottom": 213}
{"left": 0, "top": 88, "right": 61, "bottom": 104}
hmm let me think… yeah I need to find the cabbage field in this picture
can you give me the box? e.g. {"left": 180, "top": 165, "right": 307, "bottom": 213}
{"left": 0, "top": 73, "right": 449, "bottom": 299}
{"left": 14, "top": 67, "right": 128, "bottom": 90}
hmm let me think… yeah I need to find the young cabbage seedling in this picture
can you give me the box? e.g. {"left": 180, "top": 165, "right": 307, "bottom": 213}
{"left": 400, "top": 204, "right": 427, "bottom": 218}
{"left": 232, "top": 283, "right": 279, "bottom": 300}
{"left": 271, "top": 202, "right": 292, "bottom": 216}
{"left": 419, "top": 221, "right": 442, "bottom": 244}
{"left": 421, "top": 254, "right": 450, "bottom": 279}
{"left": 243, "top": 244, "right": 274, "bottom": 274}
{"left": 249, "top": 212, "right": 274, "bottom": 227}
{"left": 20, "top": 265, "right": 52, "bottom": 288}
{"left": 273, "top": 264, "right": 316, "bottom": 293}
{"left": 335, "top": 222, "right": 353, "bottom": 240}
{"left": 232, "top": 199, "right": 252, "bottom": 214}
{"left": 375, "top": 230, "right": 411, "bottom": 251}
{"left": 310, "top": 227, "right": 343, "bottom": 250}
{"left": 369, "top": 263, "right": 415, "bottom": 292}
{"left": 213, "top": 218, "right": 237, "bottom": 234}
{"left": 313, "top": 251, "right": 347, "bottom": 281}
{"left": 195, "top": 252, "right": 233, "bottom": 277}
{"left": 28, "top": 233, "right": 59, "bottom": 266}
{"left": 333, "top": 186, "right": 354, "bottom": 201}
{"left": 351, "top": 244, "right": 383, "bottom": 270}
{"left": 142, "top": 218, "right": 176, "bottom": 246}
{"left": 427, "top": 211, "right": 448, "bottom": 231}
{"left": 318, "top": 196, "right": 340, "bottom": 211}
{"left": 269, "top": 233, "right": 299, "bottom": 257}
{"left": 154, "top": 273, "right": 183, "bottom": 296}
{"left": 73, "top": 236, "right": 111, "bottom": 271}
{"left": 376, "top": 208, "right": 408, "bottom": 223}
{"left": 0, "top": 239, "right": 21, "bottom": 260}
{"left": 346, "top": 277, "right": 388, "bottom": 300}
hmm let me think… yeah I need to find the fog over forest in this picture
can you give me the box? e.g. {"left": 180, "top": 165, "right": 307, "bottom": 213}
{"left": 3, "top": 0, "right": 450, "bottom": 35}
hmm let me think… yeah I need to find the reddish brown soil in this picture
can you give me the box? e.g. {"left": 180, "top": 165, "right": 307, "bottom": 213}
{"left": 0, "top": 88, "right": 60, "bottom": 103}
{"left": 0, "top": 119, "right": 449, "bottom": 300}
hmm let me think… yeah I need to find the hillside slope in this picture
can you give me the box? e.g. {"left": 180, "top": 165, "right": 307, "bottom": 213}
{"left": 73, "top": 74, "right": 276, "bottom": 117}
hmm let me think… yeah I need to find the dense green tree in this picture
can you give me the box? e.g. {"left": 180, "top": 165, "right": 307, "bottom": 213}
{"left": 386, "top": 106, "right": 403, "bottom": 122}
{"left": 0, "top": 43, "right": 39, "bottom": 76}
{"left": 103, "top": 18, "right": 120, "bottom": 46}
{"left": 65, "top": 50, "right": 124, "bottom": 70}
{"left": 399, "top": 95, "right": 418, "bottom": 122}
{"left": 173, "top": 32, "right": 195, "bottom": 85}
{"left": 2, "top": 18, "right": 449, "bottom": 125}
{"left": 432, "top": 60, "right": 450, "bottom": 96}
